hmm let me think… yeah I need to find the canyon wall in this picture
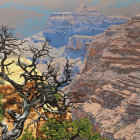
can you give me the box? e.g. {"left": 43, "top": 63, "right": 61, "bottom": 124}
{"left": 70, "top": 15, "right": 140, "bottom": 140}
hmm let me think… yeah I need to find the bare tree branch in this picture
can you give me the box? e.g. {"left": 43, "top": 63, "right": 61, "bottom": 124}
{"left": 0, "top": 26, "right": 74, "bottom": 140}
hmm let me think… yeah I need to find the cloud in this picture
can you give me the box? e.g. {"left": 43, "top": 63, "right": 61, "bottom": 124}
{"left": 0, "top": 0, "right": 93, "bottom": 30}
{"left": 91, "top": 0, "right": 140, "bottom": 17}
{"left": 0, "top": 0, "right": 140, "bottom": 17}
{"left": 0, "top": 0, "right": 140, "bottom": 39}
{"left": 0, "top": 7, "right": 43, "bottom": 28}
{"left": 92, "top": 0, "right": 140, "bottom": 9}
{"left": 93, "top": 0, "right": 117, "bottom": 9}
{"left": 0, "top": 0, "right": 93, "bottom": 11}
{"left": 102, "top": 5, "right": 140, "bottom": 17}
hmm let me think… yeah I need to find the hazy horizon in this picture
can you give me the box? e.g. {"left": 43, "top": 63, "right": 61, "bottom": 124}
{"left": 0, "top": 0, "right": 140, "bottom": 39}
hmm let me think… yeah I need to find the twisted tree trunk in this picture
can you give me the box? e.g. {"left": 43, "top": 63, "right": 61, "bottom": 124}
{"left": 0, "top": 99, "right": 30, "bottom": 140}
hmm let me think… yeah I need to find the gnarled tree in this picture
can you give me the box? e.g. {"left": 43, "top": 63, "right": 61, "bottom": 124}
{"left": 0, "top": 26, "right": 73, "bottom": 140}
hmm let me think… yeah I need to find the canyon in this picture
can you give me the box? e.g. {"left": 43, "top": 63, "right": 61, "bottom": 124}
{"left": 43, "top": 4, "right": 127, "bottom": 48}
{"left": 25, "top": 4, "right": 128, "bottom": 76}
{"left": 0, "top": 4, "right": 139, "bottom": 140}
{"left": 70, "top": 15, "right": 140, "bottom": 140}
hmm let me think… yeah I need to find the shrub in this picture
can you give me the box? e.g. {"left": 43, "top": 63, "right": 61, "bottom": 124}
{"left": 18, "top": 129, "right": 35, "bottom": 140}
{"left": 0, "top": 93, "right": 4, "bottom": 123}
{"left": 41, "top": 118, "right": 108, "bottom": 140}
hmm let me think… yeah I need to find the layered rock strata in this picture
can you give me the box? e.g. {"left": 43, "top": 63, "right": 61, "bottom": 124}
{"left": 70, "top": 15, "right": 140, "bottom": 140}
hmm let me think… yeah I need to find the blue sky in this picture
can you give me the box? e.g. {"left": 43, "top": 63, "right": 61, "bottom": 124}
{"left": 0, "top": 0, "right": 140, "bottom": 39}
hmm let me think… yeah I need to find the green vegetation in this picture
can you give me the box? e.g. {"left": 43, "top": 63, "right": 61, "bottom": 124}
{"left": 0, "top": 93, "right": 4, "bottom": 123}
{"left": 0, "top": 26, "right": 109, "bottom": 140}
{"left": 19, "top": 129, "right": 36, "bottom": 140}
{"left": 19, "top": 118, "right": 108, "bottom": 140}
{"left": 41, "top": 118, "right": 108, "bottom": 140}
{"left": 54, "top": 92, "right": 62, "bottom": 102}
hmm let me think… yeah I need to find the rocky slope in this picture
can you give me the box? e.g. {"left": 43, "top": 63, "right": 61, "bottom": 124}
{"left": 70, "top": 15, "right": 140, "bottom": 140}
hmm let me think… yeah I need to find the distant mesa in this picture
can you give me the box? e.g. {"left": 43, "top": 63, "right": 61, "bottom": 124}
{"left": 41, "top": 4, "right": 128, "bottom": 48}
{"left": 25, "top": 4, "right": 128, "bottom": 76}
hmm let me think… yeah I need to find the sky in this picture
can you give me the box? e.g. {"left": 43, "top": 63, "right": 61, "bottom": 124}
{"left": 0, "top": 0, "right": 140, "bottom": 39}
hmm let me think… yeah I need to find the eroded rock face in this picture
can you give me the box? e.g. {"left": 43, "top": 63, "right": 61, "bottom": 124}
{"left": 67, "top": 35, "right": 93, "bottom": 52}
{"left": 43, "top": 4, "right": 127, "bottom": 48}
{"left": 70, "top": 15, "right": 140, "bottom": 140}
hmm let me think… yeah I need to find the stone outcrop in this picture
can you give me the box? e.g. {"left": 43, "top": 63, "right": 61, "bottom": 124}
{"left": 70, "top": 15, "right": 140, "bottom": 140}
{"left": 67, "top": 35, "right": 93, "bottom": 51}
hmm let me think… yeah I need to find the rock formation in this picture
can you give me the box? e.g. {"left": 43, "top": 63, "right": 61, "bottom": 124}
{"left": 67, "top": 35, "right": 93, "bottom": 51}
{"left": 70, "top": 15, "right": 140, "bottom": 140}
{"left": 24, "top": 5, "right": 128, "bottom": 79}
{"left": 43, "top": 4, "right": 127, "bottom": 48}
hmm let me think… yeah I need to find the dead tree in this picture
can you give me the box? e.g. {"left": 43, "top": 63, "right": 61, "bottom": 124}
{"left": 0, "top": 26, "right": 73, "bottom": 140}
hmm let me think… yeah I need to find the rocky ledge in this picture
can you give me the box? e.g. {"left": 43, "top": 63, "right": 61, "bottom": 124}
{"left": 70, "top": 15, "right": 140, "bottom": 140}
